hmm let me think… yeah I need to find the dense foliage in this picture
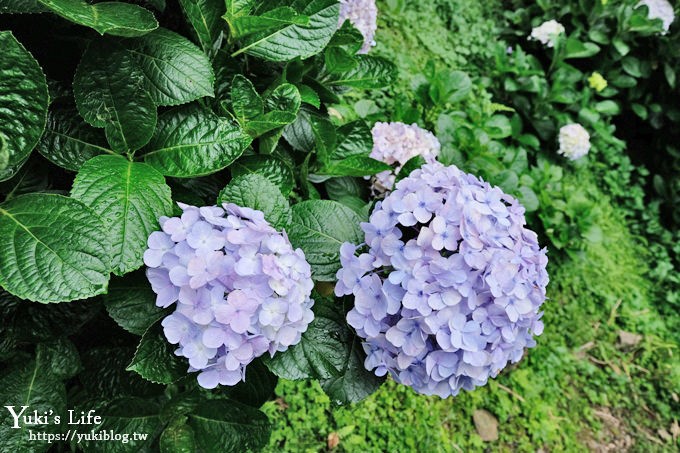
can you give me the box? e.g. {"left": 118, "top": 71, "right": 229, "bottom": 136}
{"left": 0, "top": 0, "right": 678, "bottom": 451}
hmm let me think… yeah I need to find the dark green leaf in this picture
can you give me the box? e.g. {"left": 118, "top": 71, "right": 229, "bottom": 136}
{"left": 103, "top": 271, "right": 169, "bottom": 335}
{"left": 125, "top": 28, "right": 215, "bottom": 106}
{"left": 325, "top": 176, "right": 367, "bottom": 201}
{"left": 229, "top": 6, "right": 309, "bottom": 39}
{"left": 332, "top": 121, "right": 372, "bottom": 160}
{"left": 160, "top": 420, "right": 197, "bottom": 453}
{"left": 231, "top": 74, "right": 264, "bottom": 124}
{"left": 394, "top": 155, "right": 426, "bottom": 184}
{"left": 320, "top": 336, "right": 385, "bottom": 405}
{"left": 230, "top": 155, "right": 295, "bottom": 196}
{"left": 71, "top": 155, "right": 173, "bottom": 275}
{"left": 37, "top": 0, "right": 158, "bottom": 37}
{"left": 288, "top": 200, "right": 363, "bottom": 281}
{"left": 297, "top": 84, "right": 321, "bottom": 108}
{"left": 37, "top": 337, "right": 81, "bottom": 379}
{"left": 264, "top": 297, "right": 352, "bottom": 380}
{"left": 144, "top": 105, "right": 251, "bottom": 177}
{"left": 217, "top": 359, "right": 277, "bottom": 407}
{"left": 327, "top": 20, "right": 364, "bottom": 54}
{"left": 0, "top": 194, "right": 110, "bottom": 303}
{"left": 264, "top": 83, "right": 301, "bottom": 114}
{"left": 74, "top": 40, "right": 157, "bottom": 153}
{"left": 187, "top": 399, "right": 271, "bottom": 453}
{"left": 0, "top": 0, "right": 48, "bottom": 13}
{"left": 218, "top": 173, "right": 291, "bottom": 229}
{"left": 327, "top": 55, "right": 397, "bottom": 89}
{"left": 0, "top": 31, "right": 49, "bottom": 182}
{"left": 564, "top": 37, "right": 600, "bottom": 59}
{"left": 318, "top": 155, "right": 391, "bottom": 177}
{"left": 127, "top": 321, "right": 187, "bottom": 384}
{"left": 325, "top": 46, "right": 358, "bottom": 73}
{"left": 37, "top": 107, "right": 113, "bottom": 171}
{"left": 283, "top": 109, "right": 336, "bottom": 162}
{"left": 245, "top": 111, "right": 298, "bottom": 137}
{"left": 234, "top": 0, "right": 339, "bottom": 62}
{"left": 179, "top": 0, "right": 225, "bottom": 54}
{"left": 430, "top": 70, "right": 472, "bottom": 105}
{"left": 223, "top": 0, "right": 256, "bottom": 30}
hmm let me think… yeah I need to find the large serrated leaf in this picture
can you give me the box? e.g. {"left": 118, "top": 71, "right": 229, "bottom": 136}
{"left": 187, "top": 399, "right": 271, "bottom": 453}
{"left": 0, "top": 0, "right": 48, "bottom": 13}
{"left": 231, "top": 74, "right": 263, "bottom": 124}
{"left": 320, "top": 336, "right": 385, "bottom": 405}
{"left": 318, "top": 155, "right": 391, "bottom": 177}
{"left": 144, "top": 105, "right": 251, "bottom": 177}
{"left": 0, "top": 193, "right": 111, "bottom": 303}
{"left": 218, "top": 173, "right": 291, "bottom": 229}
{"left": 332, "top": 121, "right": 372, "bottom": 160}
{"left": 0, "top": 31, "right": 49, "bottom": 182}
{"left": 37, "top": 0, "right": 158, "bottom": 37}
{"left": 230, "top": 155, "right": 295, "bottom": 196}
{"left": 288, "top": 200, "right": 363, "bottom": 281}
{"left": 127, "top": 321, "right": 187, "bottom": 384}
{"left": 229, "top": 6, "right": 309, "bottom": 39}
{"left": 37, "top": 106, "right": 114, "bottom": 171}
{"left": 125, "top": 28, "right": 215, "bottom": 106}
{"left": 103, "top": 271, "right": 169, "bottom": 335}
{"left": 0, "top": 359, "right": 67, "bottom": 453}
{"left": 71, "top": 155, "right": 173, "bottom": 275}
{"left": 326, "top": 55, "right": 398, "bottom": 89}
{"left": 37, "top": 337, "right": 81, "bottom": 379}
{"left": 74, "top": 40, "right": 157, "bottom": 153}
{"left": 234, "top": 0, "right": 339, "bottom": 62}
{"left": 179, "top": 0, "right": 225, "bottom": 54}
{"left": 263, "top": 297, "right": 351, "bottom": 380}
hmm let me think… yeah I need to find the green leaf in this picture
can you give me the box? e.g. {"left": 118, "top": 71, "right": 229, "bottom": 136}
{"left": 37, "top": 106, "right": 113, "bottom": 172}
{"left": 263, "top": 296, "right": 352, "bottom": 380}
{"left": 0, "top": 0, "right": 48, "bottom": 13}
{"left": 327, "top": 55, "right": 397, "bottom": 89}
{"left": 37, "top": 0, "right": 158, "bottom": 37}
{"left": 320, "top": 336, "right": 385, "bottom": 405}
{"left": 228, "top": 7, "right": 309, "bottom": 39}
{"left": 144, "top": 105, "right": 252, "bottom": 177}
{"left": 283, "top": 109, "right": 336, "bottom": 162}
{"left": 484, "top": 114, "right": 513, "bottom": 139}
{"left": 218, "top": 173, "right": 291, "bottom": 229}
{"left": 127, "top": 321, "right": 187, "bottom": 384}
{"left": 429, "top": 70, "right": 472, "bottom": 104}
{"left": 223, "top": 0, "right": 256, "bottom": 29}
{"left": 0, "top": 359, "right": 66, "bottom": 453}
{"left": 103, "top": 271, "right": 169, "bottom": 335}
{"left": 0, "top": 193, "right": 111, "bottom": 303}
{"left": 160, "top": 420, "right": 197, "bottom": 453}
{"left": 187, "top": 399, "right": 271, "bottom": 453}
{"left": 234, "top": 0, "right": 339, "bottom": 62}
{"left": 230, "top": 155, "right": 295, "bottom": 196}
{"left": 231, "top": 74, "right": 264, "bottom": 124}
{"left": 216, "top": 358, "right": 277, "bottom": 407}
{"left": 74, "top": 40, "right": 157, "bottom": 153}
{"left": 394, "top": 155, "right": 426, "bottom": 184}
{"left": 325, "top": 176, "right": 367, "bottom": 201}
{"left": 0, "top": 31, "right": 49, "bottom": 182}
{"left": 332, "top": 121, "right": 372, "bottom": 160}
{"left": 77, "top": 397, "right": 163, "bottom": 452}
{"left": 264, "top": 83, "right": 301, "bottom": 114}
{"left": 179, "top": 0, "right": 225, "bottom": 53}
{"left": 325, "top": 46, "right": 358, "bottom": 73}
{"left": 327, "top": 20, "right": 364, "bottom": 53}
{"left": 563, "top": 37, "right": 600, "bottom": 59}
{"left": 125, "top": 28, "right": 215, "bottom": 106}
{"left": 37, "top": 337, "right": 81, "bottom": 379}
{"left": 297, "top": 84, "right": 321, "bottom": 108}
{"left": 71, "top": 155, "right": 173, "bottom": 275}
{"left": 288, "top": 200, "right": 363, "bottom": 281}
{"left": 318, "top": 155, "right": 391, "bottom": 177}
{"left": 245, "top": 111, "right": 298, "bottom": 137}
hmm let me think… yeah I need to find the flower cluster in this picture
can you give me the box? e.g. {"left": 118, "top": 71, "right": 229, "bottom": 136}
{"left": 588, "top": 72, "right": 608, "bottom": 92}
{"left": 339, "top": 0, "right": 378, "bottom": 54}
{"left": 144, "top": 203, "right": 314, "bottom": 389}
{"left": 369, "top": 122, "right": 441, "bottom": 193}
{"left": 529, "top": 20, "right": 565, "bottom": 47}
{"left": 335, "top": 162, "right": 549, "bottom": 398}
{"left": 638, "top": 0, "right": 675, "bottom": 34}
{"left": 558, "top": 123, "right": 591, "bottom": 160}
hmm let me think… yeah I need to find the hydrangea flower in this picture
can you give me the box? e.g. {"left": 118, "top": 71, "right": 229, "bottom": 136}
{"left": 588, "top": 72, "right": 608, "bottom": 92}
{"left": 558, "top": 123, "right": 591, "bottom": 160}
{"left": 336, "top": 162, "right": 549, "bottom": 397}
{"left": 529, "top": 20, "right": 565, "bottom": 47}
{"left": 339, "top": 0, "right": 378, "bottom": 54}
{"left": 369, "top": 122, "right": 441, "bottom": 193}
{"left": 637, "top": 0, "right": 675, "bottom": 34}
{"left": 144, "top": 203, "right": 315, "bottom": 389}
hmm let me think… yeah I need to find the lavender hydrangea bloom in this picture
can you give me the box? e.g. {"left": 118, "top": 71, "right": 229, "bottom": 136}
{"left": 145, "top": 203, "right": 315, "bottom": 389}
{"left": 336, "top": 162, "right": 549, "bottom": 398}
{"left": 339, "top": 0, "right": 378, "bottom": 54}
{"left": 369, "top": 122, "right": 441, "bottom": 194}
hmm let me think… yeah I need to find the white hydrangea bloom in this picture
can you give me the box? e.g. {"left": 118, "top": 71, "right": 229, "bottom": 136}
{"left": 529, "top": 20, "right": 566, "bottom": 48}
{"left": 370, "top": 122, "right": 441, "bottom": 192}
{"left": 339, "top": 0, "right": 378, "bottom": 54}
{"left": 558, "top": 124, "right": 591, "bottom": 160}
{"left": 637, "top": 0, "right": 675, "bottom": 34}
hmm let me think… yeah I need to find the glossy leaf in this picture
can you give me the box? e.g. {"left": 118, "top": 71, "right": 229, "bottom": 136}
{"left": 318, "top": 155, "right": 391, "bottom": 177}
{"left": 218, "top": 173, "right": 291, "bottom": 229}
{"left": 71, "top": 155, "right": 173, "bottom": 275}
{"left": 179, "top": 0, "right": 225, "bottom": 53}
{"left": 230, "top": 155, "right": 295, "bottom": 196}
{"left": 0, "top": 31, "right": 49, "bottom": 182}
{"left": 228, "top": 7, "right": 309, "bottom": 39}
{"left": 144, "top": 106, "right": 252, "bottom": 177}
{"left": 127, "top": 321, "right": 187, "bottom": 384}
{"left": 326, "top": 55, "right": 397, "bottom": 89}
{"left": 0, "top": 194, "right": 111, "bottom": 303}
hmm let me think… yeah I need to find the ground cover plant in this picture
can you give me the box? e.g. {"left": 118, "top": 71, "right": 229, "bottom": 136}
{"left": 0, "top": 0, "right": 678, "bottom": 452}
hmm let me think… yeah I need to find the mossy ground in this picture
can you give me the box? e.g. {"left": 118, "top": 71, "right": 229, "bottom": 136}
{"left": 265, "top": 2, "right": 680, "bottom": 451}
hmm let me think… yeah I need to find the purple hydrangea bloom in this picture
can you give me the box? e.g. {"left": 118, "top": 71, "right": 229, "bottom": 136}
{"left": 339, "top": 0, "right": 378, "bottom": 54}
{"left": 145, "top": 203, "right": 315, "bottom": 389}
{"left": 336, "top": 162, "right": 549, "bottom": 398}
